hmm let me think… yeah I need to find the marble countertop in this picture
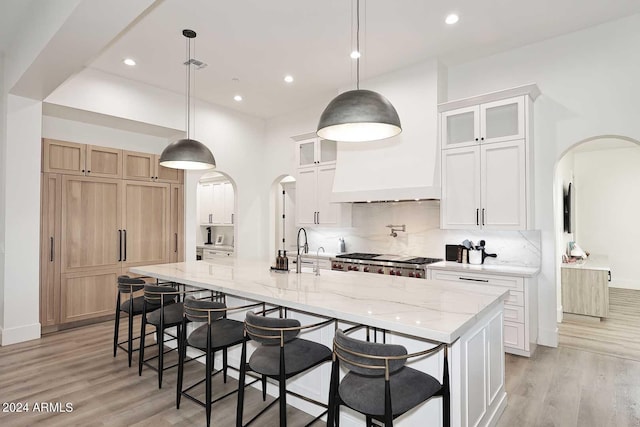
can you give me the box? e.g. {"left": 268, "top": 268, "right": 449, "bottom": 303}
{"left": 197, "top": 245, "right": 234, "bottom": 251}
{"left": 131, "top": 259, "right": 508, "bottom": 344}
{"left": 561, "top": 254, "right": 610, "bottom": 271}
{"left": 427, "top": 261, "right": 540, "bottom": 278}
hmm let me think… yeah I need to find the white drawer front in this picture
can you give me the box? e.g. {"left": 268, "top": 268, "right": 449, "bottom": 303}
{"left": 430, "top": 269, "right": 524, "bottom": 291}
{"left": 504, "top": 320, "right": 525, "bottom": 350}
{"left": 505, "top": 290, "right": 524, "bottom": 306}
{"left": 504, "top": 304, "right": 525, "bottom": 323}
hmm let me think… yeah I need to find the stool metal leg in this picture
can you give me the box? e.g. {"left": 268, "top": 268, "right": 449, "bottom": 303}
{"left": 138, "top": 311, "right": 147, "bottom": 376}
{"left": 176, "top": 318, "right": 187, "bottom": 409}
{"left": 236, "top": 338, "right": 248, "bottom": 427}
{"left": 113, "top": 291, "right": 121, "bottom": 358}
{"left": 127, "top": 297, "right": 134, "bottom": 367}
{"left": 279, "top": 345, "right": 287, "bottom": 427}
{"left": 205, "top": 323, "right": 212, "bottom": 427}
{"left": 223, "top": 348, "right": 228, "bottom": 383}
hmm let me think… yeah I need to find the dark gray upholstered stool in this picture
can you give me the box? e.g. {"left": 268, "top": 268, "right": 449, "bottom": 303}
{"left": 176, "top": 296, "right": 265, "bottom": 427}
{"left": 327, "top": 328, "right": 450, "bottom": 427}
{"left": 113, "top": 275, "right": 165, "bottom": 367}
{"left": 139, "top": 284, "right": 198, "bottom": 388}
{"left": 236, "top": 310, "right": 334, "bottom": 427}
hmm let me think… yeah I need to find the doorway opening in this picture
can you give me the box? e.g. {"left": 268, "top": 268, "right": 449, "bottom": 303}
{"left": 195, "top": 171, "right": 237, "bottom": 258}
{"left": 269, "top": 175, "right": 297, "bottom": 261}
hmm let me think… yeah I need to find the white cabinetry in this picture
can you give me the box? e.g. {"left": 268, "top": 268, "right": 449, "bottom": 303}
{"left": 428, "top": 268, "right": 537, "bottom": 357}
{"left": 198, "top": 180, "right": 235, "bottom": 225}
{"left": 295, "top": 137, "right": 350, "bottom": 227}
{"left": 439, "top": 85, "right": 539, "bottom": 230}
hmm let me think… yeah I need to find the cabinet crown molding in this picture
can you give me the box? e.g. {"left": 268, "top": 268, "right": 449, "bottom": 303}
{"left": 438, "top": 83, "right": 540, "bottom": 113}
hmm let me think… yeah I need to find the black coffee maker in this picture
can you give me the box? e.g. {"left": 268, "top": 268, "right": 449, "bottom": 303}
{"left": 205, "top": 227, "right": 213, "bottom": 245}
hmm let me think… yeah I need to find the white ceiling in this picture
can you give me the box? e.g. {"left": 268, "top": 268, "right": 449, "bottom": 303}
{"left": 5, "top": 1, "right": 640, "bottom": 120}
{"left": 0, "top": 0, "right": 34, "bottom": 53}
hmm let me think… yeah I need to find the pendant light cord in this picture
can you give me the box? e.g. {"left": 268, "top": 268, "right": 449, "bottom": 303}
{"left": 356, "top": 0, "right": 360, "bottom": 90}
{"left": 187, "top": 37, "right": 191, "bottom": 140}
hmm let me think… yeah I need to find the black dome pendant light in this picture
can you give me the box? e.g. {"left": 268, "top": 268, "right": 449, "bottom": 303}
{"left": 160, "top": 29, "right": 216, "bottom": 170}
{"left": 317, "top": 0, "right": 401, "bottom": 142}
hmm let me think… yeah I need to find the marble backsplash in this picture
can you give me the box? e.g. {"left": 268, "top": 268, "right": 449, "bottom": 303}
{"left": 304, "top": 200, "right": 541, "bottom": 267}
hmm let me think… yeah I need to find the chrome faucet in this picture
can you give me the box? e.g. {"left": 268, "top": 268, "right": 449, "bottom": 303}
{"left": 314, "top": 247, "right": 325, "bottom": 276}
{"left": 296, "top": 227, "right": 309, "bottom": 273}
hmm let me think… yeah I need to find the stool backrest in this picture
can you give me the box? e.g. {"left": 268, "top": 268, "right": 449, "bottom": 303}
{"left": 117, "top": 275, "right": 146, "bottom": 293}
{"left": 245, "top": 311, "right": 300, "bottom": 345}
{"left": 143, "top": 284, "right": 178, "bottom": 305}
{"left": 183, "top": 296, "right": 227, "bottom": 323}
{"left": 334, "top": 329, "right": 407, "bottom": 376}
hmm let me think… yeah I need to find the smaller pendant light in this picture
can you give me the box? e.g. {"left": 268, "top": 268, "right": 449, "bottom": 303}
{"left": 160, "top": 29, "right": 216, "bottom": 170}
{"left": 317, "top": 0, "right": 401, "bottom": 142}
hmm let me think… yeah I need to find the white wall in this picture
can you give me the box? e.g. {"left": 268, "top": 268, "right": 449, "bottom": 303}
{"left": 1, "top": 95, "right": 42, "bottom": 345}
{"left": 573, "top": 145, "right": 640, "bottom": 288}
{"left": 42, "top": 115, "right": 169, "bottom": 153}
{"left": 554, "top": 150, "right": 574, "bottom": 320}
{"left": 0, "top": 53, "right": 6, "bottom": 327}
{"left": 447, "top": 13, "right": 640, "bottom": 346}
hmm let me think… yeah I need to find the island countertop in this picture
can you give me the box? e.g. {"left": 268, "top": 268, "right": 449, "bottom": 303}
{"left": 131, "top": 259, "right": 508, "bottom": 344}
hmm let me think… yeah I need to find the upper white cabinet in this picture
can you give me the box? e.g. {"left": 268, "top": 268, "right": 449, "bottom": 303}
{"left": 296, "top": 138, "right": 337, "bottom": 168}
{"left": 441, "top": 96, "right": 525, "bottom": 149}
{"left": 439, "top": 84, "right": 539, "bottom": 230}
{"left": 294, "top": 137, "right": 350, "bottom": 227}
{"left": 198, "top": 180, "right": 234, "bottom": 225}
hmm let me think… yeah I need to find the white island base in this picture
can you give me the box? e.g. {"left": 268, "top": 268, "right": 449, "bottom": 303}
{"left": 131, "top": 260, "right": 508, "bottom": 427}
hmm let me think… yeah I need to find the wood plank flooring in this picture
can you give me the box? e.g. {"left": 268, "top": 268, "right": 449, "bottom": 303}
{"left": 2, "top": 289, "right": 640, "bottom": 426}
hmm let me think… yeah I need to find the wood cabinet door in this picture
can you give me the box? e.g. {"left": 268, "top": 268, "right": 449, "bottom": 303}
{"left": 480, "top": 140, "right": 526, "bottom": 230}
{"left": 170, "top": 184, "right": 184, "bottom": 262}
{"left": 61, "top": 176, "right": 122, "bottom": 273}
{"left": 60, "top": 268, "right": 120, "bottom": 323}
{"left": 86, "top": 145, "right": 122, "bottom": 178}
{"left": 123, "top": 150, "right": 155, "bottom": 181}
{"left": 316, "top": 165, "right": 338, "bottom": 225}
{"left": 42, "top": 139, "right": 85, "bottom": 175}
{"left": 155, "top": 155, "right": 184, "bottom": 184}
{"left": 40, "top": 173, "right": 62, "bottom": 326}
{"left": 440, "top": 146, "right": 481, "bottom": 229}
{"left": 296, "top": 168, "right": 317, "bottom": 226}
{"left": 121, "top": 181, "right": 170, "bottom": 268}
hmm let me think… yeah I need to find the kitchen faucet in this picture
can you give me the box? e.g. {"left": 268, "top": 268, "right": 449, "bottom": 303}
{"left": 314, "top": 247, "right": 325, "bottom": 276}
{"left": 386, "top": 224, "right": 406, "bottom": 237}
{"left": 295, "top": 227, "right": 309, "bottom": 273}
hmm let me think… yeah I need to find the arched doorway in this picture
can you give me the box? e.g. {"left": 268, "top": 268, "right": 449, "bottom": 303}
{"left": 554, "top": 135, "right": 640, "bottom": 355}
{"left": 268, "top": 175, "right": 296, "bottom": 260}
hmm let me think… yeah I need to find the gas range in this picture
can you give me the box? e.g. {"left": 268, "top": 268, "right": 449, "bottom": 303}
{"left": 330, "top": 253, "right": 442, "bottom": 279}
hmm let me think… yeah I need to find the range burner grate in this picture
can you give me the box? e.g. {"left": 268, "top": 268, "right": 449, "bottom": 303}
{"left": 335, "top": 253, "right": 381, "bottom": 260}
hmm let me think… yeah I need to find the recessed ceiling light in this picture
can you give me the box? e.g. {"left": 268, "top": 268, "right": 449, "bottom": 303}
{"left": 234, "top": 95, "right": 243, "bottom": 102}
{"left": 123, "top": 58, "right": 136, "bottom": 66}
{"left": 284, "top": 75, "right": 294, "bottom": 83}
{"left": 445, "top": 14, "right": 459, "bottom": 25}
{"left": 350, "top": 50, "right": 361, "bottom": 59}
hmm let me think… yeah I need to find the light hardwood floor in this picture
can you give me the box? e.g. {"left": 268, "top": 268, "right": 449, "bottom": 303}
{"left": 2, "top": 290, "right": 640, "bottom": 427}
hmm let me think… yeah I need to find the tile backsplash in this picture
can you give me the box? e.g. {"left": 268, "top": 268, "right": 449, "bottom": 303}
{"left": 304, "top": 201, "right": 541, "bottom": 267}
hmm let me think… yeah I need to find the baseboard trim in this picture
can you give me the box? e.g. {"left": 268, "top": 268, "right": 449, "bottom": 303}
{"left": 1, "top": 323, "right": 41, "bottom": 346}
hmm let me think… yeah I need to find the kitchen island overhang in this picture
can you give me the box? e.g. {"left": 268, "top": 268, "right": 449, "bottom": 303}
{"left": 132, "top": 259, "right": 509, "bottom": 427}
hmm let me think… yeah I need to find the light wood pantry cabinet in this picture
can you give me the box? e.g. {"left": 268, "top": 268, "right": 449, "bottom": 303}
{"left": 40, "top": 141, "right": 185, "bottom": 328}
{"left": 123, "top": 150, "right": 184, "bottom": 183}
{"left": 439, "top": 85, "right": 539, "bottom": 230}
{"left": 40, "top": 173, "right": 62, "bottom": 326}
{"left": 428, "top": 268, "right": 538, "bottom": 357}
{"left": 42, "top": 139, "right": 123, "bottom": 178}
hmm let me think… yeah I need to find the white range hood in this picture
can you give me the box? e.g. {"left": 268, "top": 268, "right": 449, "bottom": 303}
{"left": 330, "top": 60, "right": 444, "bottom": 203}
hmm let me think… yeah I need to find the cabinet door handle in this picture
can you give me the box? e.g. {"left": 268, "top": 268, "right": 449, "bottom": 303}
{"left": 317, "top": 211, "right": 320, "bottom": 224}
{"left": 231, "top": 213, "right": 234, "bottom": 224}
{"left": 174, "top": 233, "right": 178, "bottom": 253}
{"left": 482, "top": 208, "right": 485, "bottom": 226}
{"left": 123, "top": 229, "right": 127, "bottom": 262}
{"left": 209, "top": 213, "right": 212, "bottom": 223}
{"left": 118, "top": 230, "right": 122, "bottom": 261}
{"left": 459, "top": 277, "right": 489, "bottom": 283}
{"left": 476, "top": 209, "right": 479, "bottom": 226}
{"left": 50, "top": 237, "right": 54, "bottom": 262}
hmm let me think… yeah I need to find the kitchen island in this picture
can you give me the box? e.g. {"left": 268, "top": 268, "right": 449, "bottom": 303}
{"left": 132, "top": 259, "right": 509, "bottom": 427}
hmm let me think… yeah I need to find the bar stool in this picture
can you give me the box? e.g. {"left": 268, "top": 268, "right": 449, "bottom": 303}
{"left": 138, "top": 283, "right": 197, "bottom": 388}
{"left": 176, "top": 296, "right": 265, "bottom": 427}
{"left": 236, "top": 310, "right": 334, "bottom": 427}
{"left": 327, "top": 328, "right": 450, "bottom": 427}
{"left": 113, "top": 275, "right": 166, "bottom": 367}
